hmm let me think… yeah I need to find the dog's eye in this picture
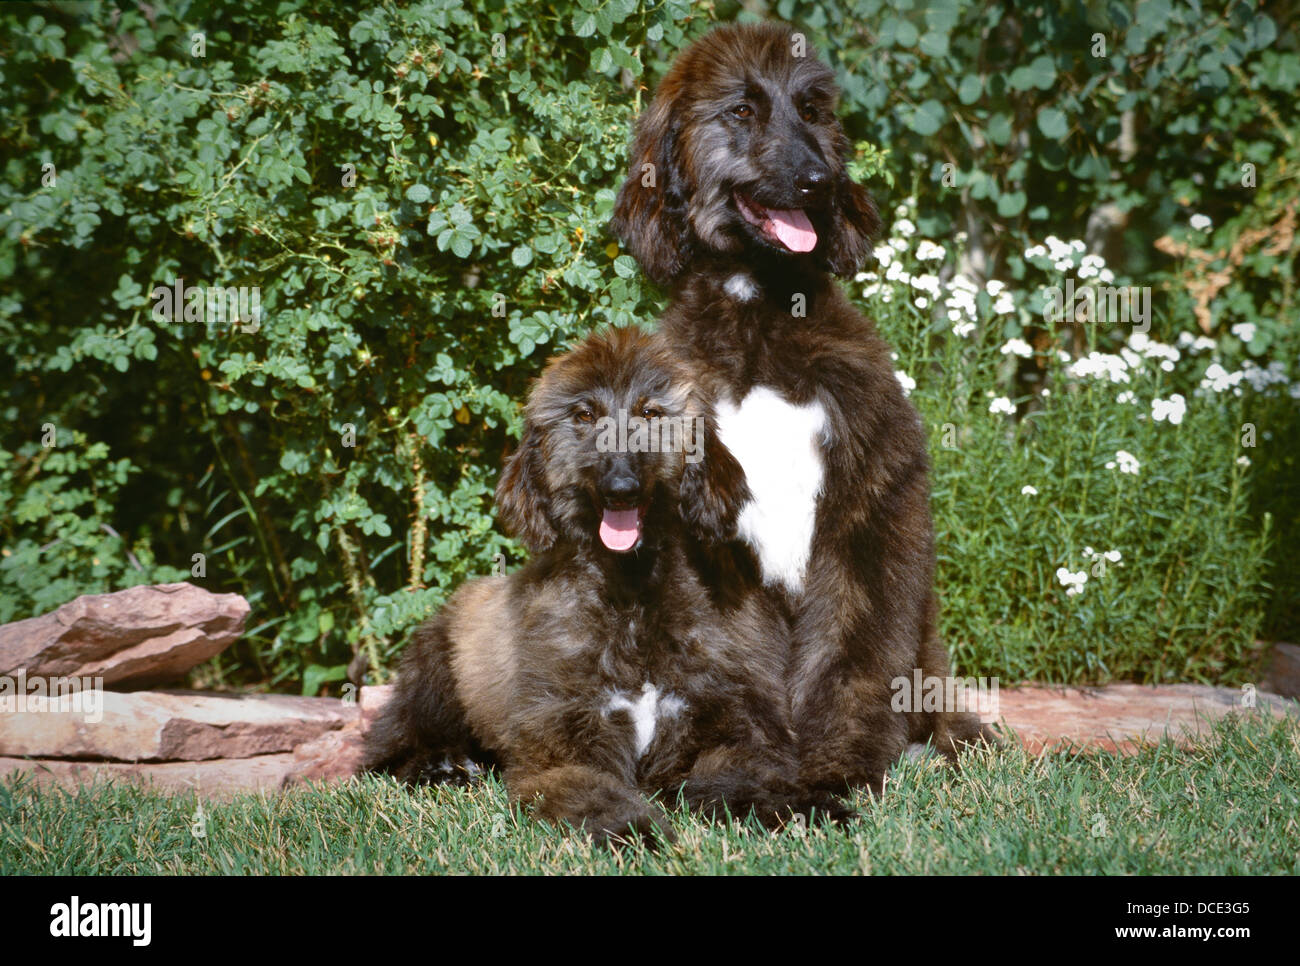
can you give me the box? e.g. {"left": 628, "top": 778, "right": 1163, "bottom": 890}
{"left": 799, "top": 104, "right": 817, "bottom": 123}
{"left": 731, "top": 104, "right": 754, "bottom": 119}
{"left": 641, "top": 406, "right": 663, "bottom": 419}
{"left": 574, "top": 408, "right": 595, "bottom": 424}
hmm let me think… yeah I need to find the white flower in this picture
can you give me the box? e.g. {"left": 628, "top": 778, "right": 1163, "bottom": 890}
{"left": 952, "top": 319, "right": 976, "bottom": 338}
{"left": 1151, "top": 393, "right": 1186, "bottom": 425}
{"left": 989, "top": 396, "right": 1015, "bottom": 415}
{"left": 1077, "top": 253, "right": 1107, "bottom": 280}
{"left": 894, "top": 369, "right": 916, "bottom": 396}
{"left": 914, "top": 296, "right": 929, "bottom": 309}
{"left": 993, "top": 292, "right": 1015, "bottom": 315}
{"left": 1200, "top": 363, "right": 1245, "bottom": 394}
{"left": 876, "top": 245, "right": 894, "bottom": 268}
{"left": 1116, "top": 391, "right": 1136, "bottom": 404}
{"left": 890, "top": 237, "right": 909, "bottom": 252}
{"left": 893, "top": 218, "right": 917, "bottom": 237}
{"left": 1231, "top": 322, "right": 1257, "bottom": 343}
{"left": 914, "top": 239, "right": 945, "bottom": 261}
{"left": 1240, "top": 359, "right": 1289, "bottom": 392}
{"left": 986, "top": 279, "right": 1007, "bottom": 297}
{"left": 1177, "top": 332, "right": 1218, "bottom": 353}
{"left": 1068, "top": 351, "right": 1131, "bottom": 384}
{"left": 1056, "top": 567, "right": 1089, "bottom": 597}
{"left": 1105, "top": 450, "right": 1140, "bottom": 475}
{"left": 1021, "top": 485, "right": 1038, "bottom": 496}
{"left": 1190, "top": 214, "right": 1212, "bottom": 232}
{"left": 1001, "top": 337, "right": 1033, "bottom": 358}
{"left": 1045, "top": 236, "right": 1073, "bottom": 260}
{"left": 1237, "top": 455, "right": 1251, "bottom": 467}
{"left": 910, "top": 273, "right": 941, "bottom": 297}
{"left": 1083, "top": 547, "right": 1122, "bottom": 563}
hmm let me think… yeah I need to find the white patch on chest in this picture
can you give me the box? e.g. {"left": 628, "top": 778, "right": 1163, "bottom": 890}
{"left": 603, "top": 682, "right": 685, "bottom": 757}
{"left": 716, "top": 386, "right": 827, "bottom": 593}
{"left": 723, "top": 272, "right": 760, "bottom": 302}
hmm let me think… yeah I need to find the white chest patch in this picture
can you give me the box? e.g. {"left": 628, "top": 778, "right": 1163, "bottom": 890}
{"left": 716, "top": 386, "right": 827, "bottom": 594}
{"left": 723, "top": 272, "right": 760, "bottom": 302}
{"left": 603, "top": 683, "right": 685, "bottom": 757}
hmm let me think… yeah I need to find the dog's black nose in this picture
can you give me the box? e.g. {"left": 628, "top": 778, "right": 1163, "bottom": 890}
{"left": 600, "top": 466, "right": 641, "bottom": 505}
{"left": 796, "top": 165, "right": 830, "bottom": 195}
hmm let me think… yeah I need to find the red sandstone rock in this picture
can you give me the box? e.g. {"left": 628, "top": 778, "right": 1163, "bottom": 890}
{"left": 0, "top": 689, "right": 357, "bottom": 761}
{"left": 0, "top": 583, "right": 248, "bottom": 689}
{"left": 0, "top": 753, "right": 300, "bottom": 800}
{"left": 993, "top": 683, "right": 1293, "bottom": 754}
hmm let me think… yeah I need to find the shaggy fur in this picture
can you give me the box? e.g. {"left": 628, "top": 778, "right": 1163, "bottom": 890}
{"left": 610, "top": 22, "right": 993, "bottom": 795}
{"left": 364, "top": 328, "right": 847, "bottom": 842}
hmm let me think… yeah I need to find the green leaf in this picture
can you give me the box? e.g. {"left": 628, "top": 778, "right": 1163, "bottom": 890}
{"left": 1037, "top": 107, "right": 1068, "bottom": 139}
{"left": 907, "top": 99, "right": 946, "bottom": 136}
{"left": 1009, "top": 55, "right": 1056, "bottom": 91}
{"left": 986, "top": 113, "right": 1013, "bottom": 145}
{"left": 996, "top": 191, "right": 1027, "bottom": 217}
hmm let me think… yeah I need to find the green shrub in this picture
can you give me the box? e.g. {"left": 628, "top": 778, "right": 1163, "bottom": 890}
{"left": 0, "top": 0, "right": 1294, "bottom": 690}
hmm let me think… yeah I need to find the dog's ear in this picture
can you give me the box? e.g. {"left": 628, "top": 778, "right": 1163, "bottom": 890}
{"left": 609, "top": 93, "right": 693, "bottom": 287}
{"left": 495, "top": 423, "right": 557, "bottom": 554}
{"left": 679, "top": 412, "right": 751, "bottom": 544}
{"left": 823, "top": 152, "right": 882, "bottom": 278}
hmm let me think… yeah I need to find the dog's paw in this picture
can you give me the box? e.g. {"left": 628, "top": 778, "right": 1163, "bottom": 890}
{"left": 583, "top": 802, "right": 676, "bottom": 849}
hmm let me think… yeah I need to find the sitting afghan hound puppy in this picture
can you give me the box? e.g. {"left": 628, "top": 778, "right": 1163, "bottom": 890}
{"left": 610, "top": 22, "right": 994, "bottom": 796}
{"left": 364, "top": 327, "right": 846, "bottom": 842}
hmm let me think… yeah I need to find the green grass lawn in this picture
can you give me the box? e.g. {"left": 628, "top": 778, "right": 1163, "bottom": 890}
{"left": 3, "top": 712, "right": 1297, "bottom": 875}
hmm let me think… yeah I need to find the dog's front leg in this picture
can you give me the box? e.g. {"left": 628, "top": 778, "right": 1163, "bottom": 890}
{"left": 679, "top": 744, "right": 854, "bottom": 827}
{"left": 507, "top": 764, "right": 673, "bottom": 845}
{"left": 787, "top": 607, "right": 912, "bottom": 797}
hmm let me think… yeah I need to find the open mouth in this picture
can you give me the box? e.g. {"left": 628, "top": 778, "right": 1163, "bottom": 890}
{"left": 735, "top": 192, "right": 819, "bottom": 253}
{"left": 598, "top": 504, "right": 647, "bottom": 553}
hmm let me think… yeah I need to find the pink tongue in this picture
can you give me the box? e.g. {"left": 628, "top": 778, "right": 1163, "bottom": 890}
{"left": 599, "top": 508, "right": 642, "bottom": 552}
{"left": 765, "top": 207, "right": 818, "bottom": 252}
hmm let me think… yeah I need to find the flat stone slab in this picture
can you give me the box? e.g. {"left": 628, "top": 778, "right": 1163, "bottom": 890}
{"left": 0, "top": 689, "right": 357, "bottom": 762}
{"left": 2, "top": 683, "right": 1294, "bottom": 798}
{"left": 0, "top": 582, "right": 248, "bottom": 689}
{"left": 994, "top": 683, "right": 1296, "bottom": 754}
{"left": 0, "top": 753, "right": 301, "bottom": 800}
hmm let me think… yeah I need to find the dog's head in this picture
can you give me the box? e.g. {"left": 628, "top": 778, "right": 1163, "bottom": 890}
{"left": 496, "top": 327, "right": 749, "bottom": 555}
{"left": 610, "top": 21, "right": 881, "bottom": 286}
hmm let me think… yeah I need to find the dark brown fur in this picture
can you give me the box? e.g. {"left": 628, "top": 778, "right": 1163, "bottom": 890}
{"left": 610, "top": 22, "right": 993, "bottom": 796}
{"left": 364, "top": 328, "right": 848, "bottom": 842}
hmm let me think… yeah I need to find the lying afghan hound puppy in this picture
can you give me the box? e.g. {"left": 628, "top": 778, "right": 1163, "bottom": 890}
{"left": 364, "top": 327, "right": 845, "bottom": 842}
{"left": 610, "top": 22, "right": 993, "bottom": 796}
